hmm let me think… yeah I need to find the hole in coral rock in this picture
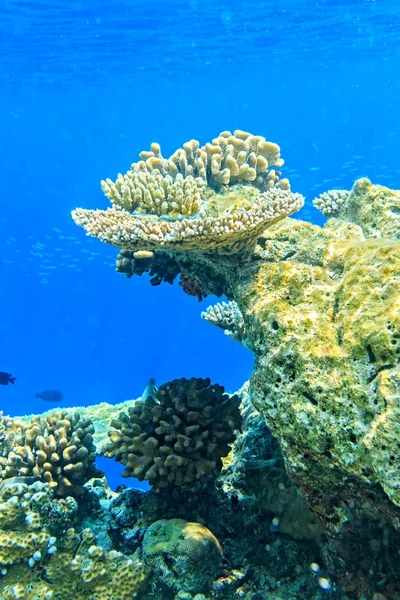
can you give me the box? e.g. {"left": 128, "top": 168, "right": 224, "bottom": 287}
{"left": 366, "top": 344, "right": 376, "bottom": 363}
{"left": 302, "top": 391, "right": 318, "bottom": 406}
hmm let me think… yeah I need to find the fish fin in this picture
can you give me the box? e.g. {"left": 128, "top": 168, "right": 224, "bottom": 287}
{"left": 141, "top": 378, "right": 159, "bottom": 404}
{"left": 9, "top": 377, "right": 16, "bottom": 384}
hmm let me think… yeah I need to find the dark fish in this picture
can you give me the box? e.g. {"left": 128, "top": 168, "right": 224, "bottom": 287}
{"left": 141, "top": 378, "right": 159, "bottom": 404}
{"left": 36, "top": 389, "right": 64, "bottom": 402}
{"left": 0, "top": 371, "right": 16, "bottom": 386}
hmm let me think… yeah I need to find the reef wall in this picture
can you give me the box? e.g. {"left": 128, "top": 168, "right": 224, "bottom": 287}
{"left": 6, "top": 130, "right": 391, "bottom": 599}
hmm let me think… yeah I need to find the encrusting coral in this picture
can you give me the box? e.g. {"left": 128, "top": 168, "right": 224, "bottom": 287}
{"left": 0, "top": 479, "right": 148, "bottom": 600}
{"left": 103, "top": 377, "right": 242, "bottom": 491}
{"left": 0, "top": 410, "right": 98, "bottom": 497}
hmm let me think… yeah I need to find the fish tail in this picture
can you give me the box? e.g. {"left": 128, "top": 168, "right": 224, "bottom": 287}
{"left": 9, "top": 377, "right": 16, "bottom": 384}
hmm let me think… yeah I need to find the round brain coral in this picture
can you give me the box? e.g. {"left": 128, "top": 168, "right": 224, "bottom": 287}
{"left": 142, "top": 518, "right": 222, "bottom": 594}
{"left": 103, "top": 377, "right": 242, "bottom": 491}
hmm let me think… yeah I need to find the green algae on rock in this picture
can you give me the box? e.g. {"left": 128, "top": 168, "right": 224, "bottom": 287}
{"left": 70, "top": 131, "right": 400, "bottom": 598}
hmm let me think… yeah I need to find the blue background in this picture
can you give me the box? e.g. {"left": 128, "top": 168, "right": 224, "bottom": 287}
{"left": 1, "top": 0, "right": 399, "bottom": 488}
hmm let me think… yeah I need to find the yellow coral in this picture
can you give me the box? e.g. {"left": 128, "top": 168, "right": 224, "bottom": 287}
{"left": 0, "top": 410, "right": 97, "bottom": 497}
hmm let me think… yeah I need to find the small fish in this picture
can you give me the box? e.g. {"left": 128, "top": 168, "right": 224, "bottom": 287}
{"left": 36, "top": 389, "right": 64, "bottom": 402}
{"left": 141, "top": 378, "right": 159, "bottom": 404}
{"left": 0, "top": 371, "right": 16, "bottom": 385}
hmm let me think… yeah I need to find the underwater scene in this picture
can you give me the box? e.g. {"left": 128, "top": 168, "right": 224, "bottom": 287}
{"left": 1, "top": 0, "right": 400, "bottom": 598}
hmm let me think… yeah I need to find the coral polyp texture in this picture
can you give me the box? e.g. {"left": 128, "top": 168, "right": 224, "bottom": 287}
{"left": 103, "top": 377, "right": 242, "bottom": 491}
{"left": 201, "top": 300, "right": 250, "bottom": 348}
{"left": 312, "top": 188, "right": 350, "bottom": 216}
{"left": 72, "top": 130, "right": 304, "bottom": 256}
{"left": 0, "top": 410, "right": 98, "bottom": 497}
{"left": 0, "top": 480, "right": 147, "bottom": 600}
{"left": 224, "top": 179, "right": 400, "bottom": 512}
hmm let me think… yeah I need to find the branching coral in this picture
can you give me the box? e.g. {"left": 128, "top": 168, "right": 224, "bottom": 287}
{"left": 103, "top": 377, "right": 242, "bottom": 491}
{"left": 0, "top": 410, "right": 98, "bottom": 497}
{"left": 201, "top": 301, "right": 250, "bottom": 348}
{"left": 312, "top": 189, "right": 350, "bottom": 217}
{"left": 102, "top": 130, "right": 289, "bottom": 210}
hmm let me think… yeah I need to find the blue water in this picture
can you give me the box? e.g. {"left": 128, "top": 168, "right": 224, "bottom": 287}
{"left": 1, "top": 0, "right": 399, "bottom": 488}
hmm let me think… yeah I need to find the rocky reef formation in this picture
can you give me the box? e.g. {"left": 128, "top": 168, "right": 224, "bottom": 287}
{"left": 5, "top": 131, "right": 391, "bottom": 599}
{"left": 0, "top": 385, "right": 335, "bottom": 600}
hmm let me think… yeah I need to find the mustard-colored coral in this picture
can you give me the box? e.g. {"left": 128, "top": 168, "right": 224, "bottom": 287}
{"left": 0, "top": 481, "right": 148, "bottom": 600}
{"left": 334, "top": 177, "right": 400, "bottom": 240}
{"left": 0, "top": 410, "right": 97, "bottom": 497}
{"left": 0, "top": 481, "right": 53, "bottom": 568}
{"left": 230, "top": 181, "right": 400, "bottom": 509}
{"left": 142, "top": 519, "right": 222, "bottom": 594}
{"left": 42, "top": 528, "right": 147, "bottom": 600}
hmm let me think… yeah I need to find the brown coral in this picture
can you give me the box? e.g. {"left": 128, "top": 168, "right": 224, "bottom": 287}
{"left": 103, "top": 378, "right": 242, "bottom": 491}
{"left": 116, "top": 248, "right": 181, "bottom": 285}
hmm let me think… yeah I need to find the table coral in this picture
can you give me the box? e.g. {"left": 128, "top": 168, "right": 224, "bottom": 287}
{"left": 103, "top": 377, "right": 241, "bottom": 491}
{"left": 72, "top": 130, "right": 303, "bottom": 256}
{"left": 142, "top": 518, "right": 222, "bottom": 594}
